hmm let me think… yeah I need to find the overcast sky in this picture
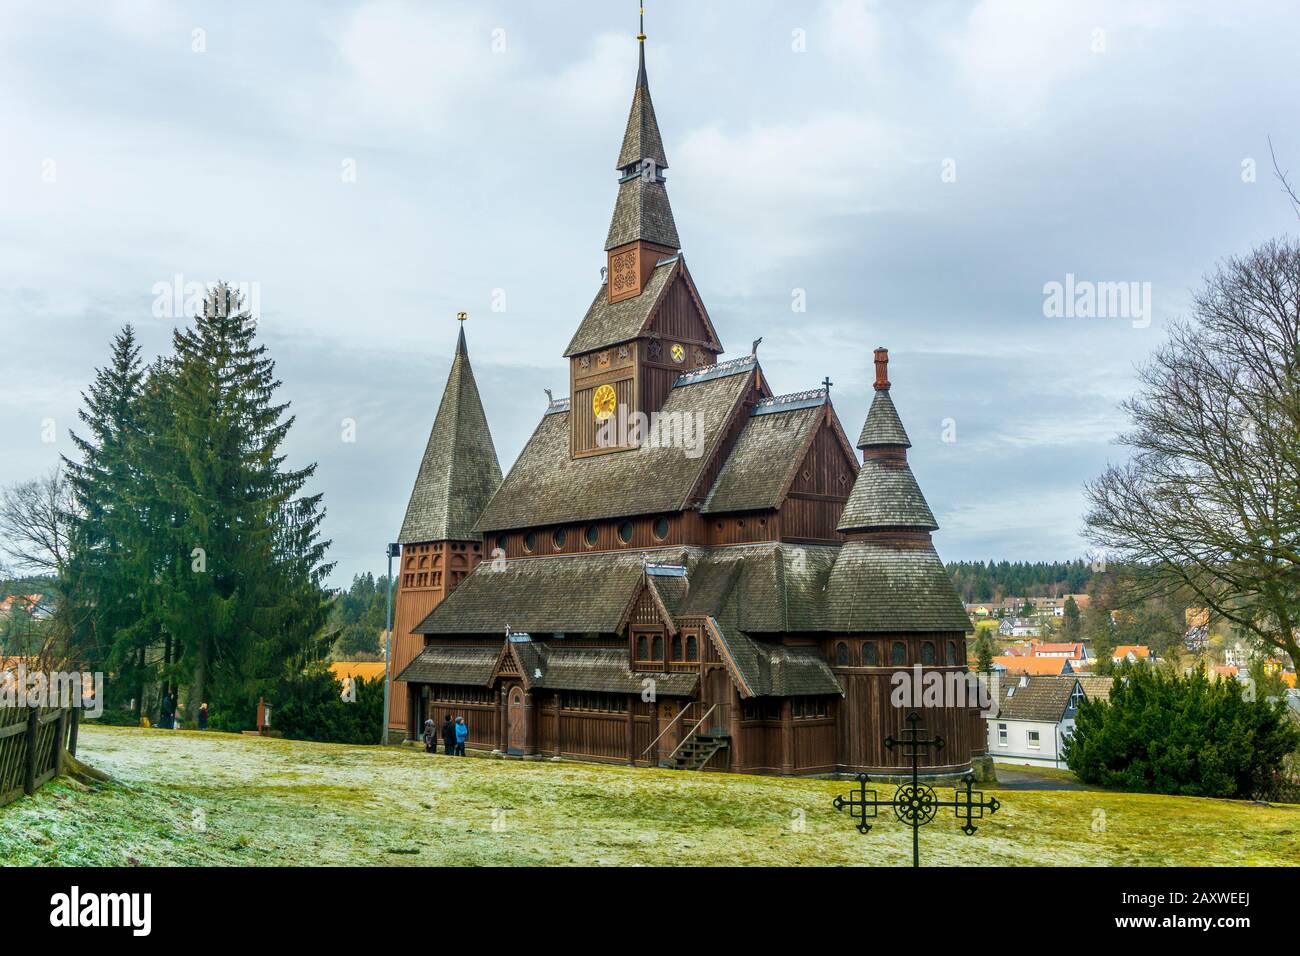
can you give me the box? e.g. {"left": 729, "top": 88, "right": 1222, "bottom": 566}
{"left": 2, "top": 0, "right": 1298, "bottom": 586}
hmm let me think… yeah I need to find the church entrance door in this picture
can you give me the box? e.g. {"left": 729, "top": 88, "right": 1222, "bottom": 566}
{"left": 507, "top": 686, "right": 526, "bottom": 755}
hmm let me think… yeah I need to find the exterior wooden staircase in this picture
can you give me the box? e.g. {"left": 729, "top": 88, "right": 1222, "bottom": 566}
{"left": 640, "top": 703, "right": 730, "bottom": 771}
{"left": 670, "top": 733, "right": 729, "bottom": 771}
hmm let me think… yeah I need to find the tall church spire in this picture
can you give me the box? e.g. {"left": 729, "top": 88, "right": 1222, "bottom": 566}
{"left": 398, "top": 318, "right": 502, "bottom": 544}
{"left": 605, "top": 12, "right": 679, "bottom": 256}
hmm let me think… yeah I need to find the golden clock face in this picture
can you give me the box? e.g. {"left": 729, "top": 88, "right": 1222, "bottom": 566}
{"left": 670, "top": 343, "right": 686, "bottom": 364}
{"left": 592, "top": 384, "right": 617, "bottom": 421}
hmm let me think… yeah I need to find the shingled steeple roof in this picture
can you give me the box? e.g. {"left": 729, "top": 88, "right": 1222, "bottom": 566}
{"left": 605, "top": 35, "right": 680, "bottom": 251}
{"left": 857, "top": 347, "right": 911, "bottom": 448}
{"left": 838, "top": 348, "right": 937, "bottom": 533}
{"left": 398, "top": 323, "right": 502, "bottom": 543}
{"left": 618, "top": 43, "right": 668, "bottom": 169}
{"left": 826, "top": 347, "right": 968, "bottom": 631}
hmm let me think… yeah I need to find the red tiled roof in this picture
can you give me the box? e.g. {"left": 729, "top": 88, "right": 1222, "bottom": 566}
{"left": 992, "top": 655, "right": 1072, "bottom": 676}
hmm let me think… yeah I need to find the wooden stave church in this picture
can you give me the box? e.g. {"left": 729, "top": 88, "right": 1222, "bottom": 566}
{"left": 387, "top": 33, "right": 983, "bottom": 777}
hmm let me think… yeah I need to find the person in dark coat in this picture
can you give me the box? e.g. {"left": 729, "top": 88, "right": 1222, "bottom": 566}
{"left": 198, "top": 702, "right": 209, "bottom": 731}
{"left": 423, "top": 717, "right": 436, "bottom": 753}
{"left": 441, "top": 715, "right": 456, "bottom": 755}
{"left": 160, "top": 693, "right": 175, "bottom": 730}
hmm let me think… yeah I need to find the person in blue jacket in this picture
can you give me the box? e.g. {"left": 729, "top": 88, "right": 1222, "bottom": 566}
{"left": 454, "top": 716, "right": 468, "bottom": 756}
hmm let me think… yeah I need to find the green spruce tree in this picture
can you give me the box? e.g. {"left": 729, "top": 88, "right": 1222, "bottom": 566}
{"left": 148, "top": 284, "right": 333, "bottom": 721}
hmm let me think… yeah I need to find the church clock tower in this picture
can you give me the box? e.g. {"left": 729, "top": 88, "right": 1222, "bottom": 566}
{"left": 565, "top": 17, "right": 723, "bottom": 459}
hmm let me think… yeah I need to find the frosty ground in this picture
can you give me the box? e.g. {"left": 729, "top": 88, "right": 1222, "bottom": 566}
{"left": 1, "top": 725, "right": 1297, "bottom": 866}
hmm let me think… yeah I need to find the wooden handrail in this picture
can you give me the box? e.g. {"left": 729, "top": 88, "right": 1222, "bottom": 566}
{"left": 666, "top": 704, "right": 717, "bottom": 763}
{"left": 639, "top": 700, "right": 700, "bottom": 758}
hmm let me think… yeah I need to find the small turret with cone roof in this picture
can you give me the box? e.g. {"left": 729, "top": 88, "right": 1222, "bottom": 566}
{"left": 837, "top": 348, "right": 937, "bottom": 535}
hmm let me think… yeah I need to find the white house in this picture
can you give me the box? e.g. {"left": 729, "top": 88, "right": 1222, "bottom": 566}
{"left": 986, "top": 675, "right": 1086, "bottom": 767}
{"left": 998, "top": 618, "right": 1042, "bottom": 638}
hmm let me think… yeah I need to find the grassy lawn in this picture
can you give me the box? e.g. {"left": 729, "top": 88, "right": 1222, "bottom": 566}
{"left": 1, "top": 725, "right": 1297, "bottom": 866}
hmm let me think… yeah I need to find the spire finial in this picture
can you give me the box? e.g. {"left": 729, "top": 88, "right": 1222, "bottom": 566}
{"left": 873, "top": 347, "right": 891, "bottom": 391}
{"left": 638, "top": 3, "right": 646, "bottom": 43}
{"left": 457, "top": 311, "right": 467, "bottom": 323}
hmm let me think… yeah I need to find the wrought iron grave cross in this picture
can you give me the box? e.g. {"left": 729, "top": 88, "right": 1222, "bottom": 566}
{"left": 833, "top": 711, "right": 1000, "bottom": 867}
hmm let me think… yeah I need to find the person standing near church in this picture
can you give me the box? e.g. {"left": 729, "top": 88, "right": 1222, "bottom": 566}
{"left": 441, "top": 714, "right": 456, "bottom": 755}
{"left": 423, "top": 717, "right": 436, "bottom": 753}
{"left": 454, "top": 716, "right": 468, "bottom": 756}
{"left": 198, "top": 702, "right": 209, "bottom": 731}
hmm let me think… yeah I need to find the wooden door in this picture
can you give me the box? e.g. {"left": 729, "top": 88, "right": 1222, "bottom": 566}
{"left": 657, "top": 700, "right": 680, "bottom": 763}
{"left": 507, "top": 686, "right": 525, "bottom": 754}
{"left": 707, "top": 667, "right": 731, "bottom": 734}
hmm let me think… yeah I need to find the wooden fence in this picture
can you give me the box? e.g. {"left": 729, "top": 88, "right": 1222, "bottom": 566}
{"left": 0, "top": 704, "right": 79, "bottom": 808}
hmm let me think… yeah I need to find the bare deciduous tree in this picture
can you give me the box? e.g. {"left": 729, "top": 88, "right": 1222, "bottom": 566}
{"left": 1085, "top": 238, "right": 1300, "bottom": 670}
{"left": 0, "top": 466, "right": 76, "bottom": 576}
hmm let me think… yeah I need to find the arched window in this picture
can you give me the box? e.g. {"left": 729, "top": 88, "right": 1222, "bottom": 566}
{"left": 671, "top": 635, "right": 683, "bottom": 661}
{"left": 920, "top": 642, "right": 936, "bottom": 665}
{"left": 946, "top": 640, "right": 959, "bottom": 665}
{"left": 835, "top": 642, "right": 850, "bottom": 666}
{"left": 585, "top": 525, "right": 599, "bottom": 547}
{"left": 651, "top": 635, "right": 664, "bottom": 662}
{"left": 862, "top": 642, "right": 878, "bottom": 666}
{"left": 891, "top": 641, "right": 907, "bottom": 665}
{"left": 686, "top": 635, "right": 698, "bottom": 661}
{"left": 636, "top": 635, "right": 649, "bottom": 660}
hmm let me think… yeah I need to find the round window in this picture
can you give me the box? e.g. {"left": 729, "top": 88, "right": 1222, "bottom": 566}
{"left": 653, "top": 517, "right": 669, "bottom": 541}
{"left": 524, "top": 531, "right": 537, "bottom": 553}
{"left": 584, "top": 525, "right": 599, "bottom": 547}
{"left": 552, "top": 528, "right": 567, "bottom": 550}
{"left": 618, "top": 521, "right": 634, "bottom": 544}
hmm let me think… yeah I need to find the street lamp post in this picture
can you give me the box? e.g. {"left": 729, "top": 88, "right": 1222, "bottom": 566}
{"left": 381, "top": 542, "right": 400, "bottom": 745}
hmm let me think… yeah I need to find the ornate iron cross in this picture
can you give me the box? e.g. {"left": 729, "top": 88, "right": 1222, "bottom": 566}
{"left": 833, "top": 711, "right": 1000, "bottom": 867}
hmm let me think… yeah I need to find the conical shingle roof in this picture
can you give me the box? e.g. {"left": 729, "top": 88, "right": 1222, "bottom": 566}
{"left": 617, "top": 45, "right": 668, "bottom": 169}
{"left": 822, "top": 539, "right": 971, "bottom": 632}
{"left": 605, "top": 179, "right": 680, "bottom": 251}
{"left": 856, "top": 388, "right": 911, "bottom": 448}
{"left": 604, "top": 41, "right": 680, "bottom": 252}
{"left": 398, "top": 327, "right": 502, "bottom": 543}
{"left": 836, "top": 457, "right": 937, "bottom": 532}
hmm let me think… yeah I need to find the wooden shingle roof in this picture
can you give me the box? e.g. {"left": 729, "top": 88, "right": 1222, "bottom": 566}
{"left": 701, "top": 392, "right": 856, "bottom": 514}
{"left": 525, "top": 644, "right": 697, "bottom": 696}
{"left": 709, "top": 627, "right": 842, "bottom": 698}
{"left": 836, "top": 457, "right": 938, "bottom": 532}
{"left": 397, "top": 327, "right": 502, "bottom": 543}
{"left": 617, "top": 45, "right": 668, "bottom": 169}
{"left": 564, "top": 256, "right": 678, "bottom": 357}
{"left": 603, "top": 42, "right": 678, "bottom": 251}
{"left": 822, "top": 539, "right": 971, "bottom": 632}
{"left": 473, "top": 359, "right": 756, "bottom": 532}
{"left": 605, "top": 178, "right": 680, "bottom": 251}
{"left": 395, "top": 645, "right": 499, "bottom": 685}
{"left": 857, "top": 388, "right": 911, "bottom": 448}
{"left": 413, "top": 550, "right": 680, "bottom": 636}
